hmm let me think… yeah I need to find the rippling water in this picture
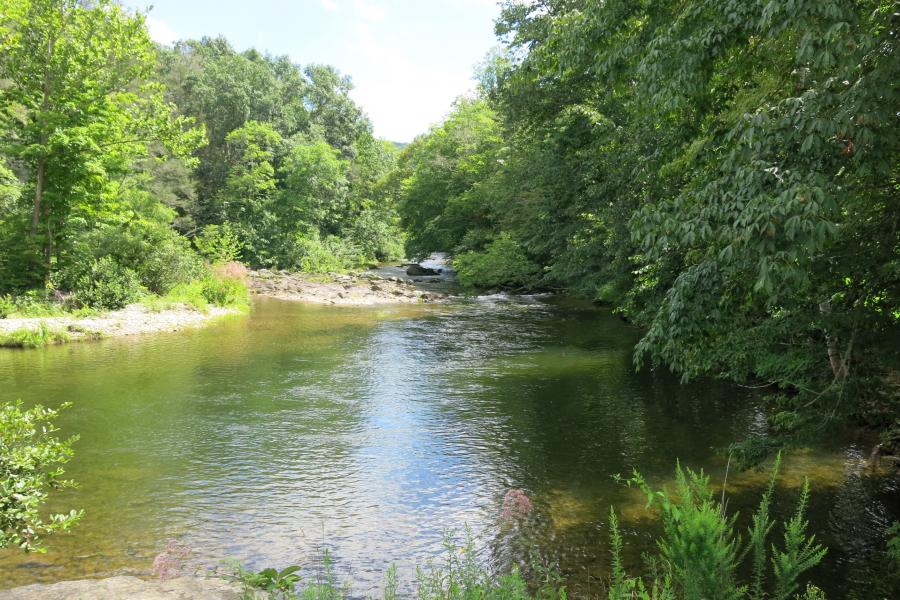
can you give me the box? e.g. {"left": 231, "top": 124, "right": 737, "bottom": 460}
{"left": 0, "top": 294, "right": 897, "bottom": 597}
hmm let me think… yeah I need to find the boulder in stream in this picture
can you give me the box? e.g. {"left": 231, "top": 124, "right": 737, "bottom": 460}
{"left": 406, "top": 264, "right": 441, "bottom": 276}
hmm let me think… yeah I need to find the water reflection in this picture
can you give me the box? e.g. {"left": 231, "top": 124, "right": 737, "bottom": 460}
{"left": 0, "top": 296, "right": 896, "bottom": 597}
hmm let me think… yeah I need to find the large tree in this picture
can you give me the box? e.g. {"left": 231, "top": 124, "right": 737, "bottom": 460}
{"left": 0, "top": 0, "right": 201, "bottom": 287}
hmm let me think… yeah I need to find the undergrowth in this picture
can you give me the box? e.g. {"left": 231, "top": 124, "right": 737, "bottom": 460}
{"left": 0, "top": 323, "right": 70, "bottom": 348}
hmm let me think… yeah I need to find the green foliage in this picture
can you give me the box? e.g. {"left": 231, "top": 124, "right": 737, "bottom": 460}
{"left": 286, "top": 231, "right": 365, "bottom": 274}
{"left": 0, "top": 291, "right": 71, "bottom": 319}
{"left": 455, "top": 233, "right": 541, "bottom": 290}
{"left": 0, "top": 323, "right": 70, "bottom": 348}
{"left": 164, "top": 273, "right": 249, "bottom": 313}
{"left": 748, "top": 453, "right": 781, "bottom": 600}
{"left": 1, "top": 4, "right": 400, "bottom": 314}
{"left": 233, "top": 564, "right": 302, "bottom": 598}
{"left": 615, "top": 456, "right": 826, "bottom": 600}
{"left": 887, "top": 521, "right": 900, "bottom": 565}
{"left": 0, "top": 0, "right": 204, "bottom": 289}
{"left": 195, "top": 223, "right": 244, "bottom": 264}
{"left": 627, "top": 464, "right": 743, "bottom": 600}
{"left": 772, "top": 480, "right": 827, "bottom": 600}
{"left": 0, "top": 400, "right": 82, "bottom": 552}
{"left": 68, "top": 257, "right": 145, "bottom": 310}
{"left": 228, "top": 532, "right": 567, "bottom": 600}
{"left": 392, "top": 0, "right": 900, "bottom": 450}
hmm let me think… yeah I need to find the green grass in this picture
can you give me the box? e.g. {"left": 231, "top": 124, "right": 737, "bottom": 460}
{"left": 0, "top": 292, "right": 98, "bottom": 319}
{"left": 157, "top": 274, "right": 250, "bottom": 313}
{"left": 0, "top": 323, "right": 71, "bottom": 348}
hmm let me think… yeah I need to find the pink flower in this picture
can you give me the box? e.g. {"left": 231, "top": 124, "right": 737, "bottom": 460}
{"left": 152, "top": 539, "right": 191, "bottom": 581}
{"left": 501, "top": 489, "right": 534, "bottom": 521}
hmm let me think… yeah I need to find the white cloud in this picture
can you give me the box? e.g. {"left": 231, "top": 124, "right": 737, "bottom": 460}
{"left": 321, "top": 0, "right": 338, "bottom": 11}
{"left": 346, "top": 20, "right": 476, "bottom": 141}
{"left": 145, "top": 15, "right": 178, "bottom": 46}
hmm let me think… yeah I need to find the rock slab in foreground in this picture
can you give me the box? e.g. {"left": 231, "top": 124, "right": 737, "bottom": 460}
{"left": 0, "top": 576, "right": 243, "bottom": 600}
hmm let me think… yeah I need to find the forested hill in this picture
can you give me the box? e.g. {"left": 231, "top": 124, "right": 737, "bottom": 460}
{"left": 0, "top": 1, "right": 403, "bottom": 303}
{"left": 391, "top": 0, "right": 899, "bottom": 459}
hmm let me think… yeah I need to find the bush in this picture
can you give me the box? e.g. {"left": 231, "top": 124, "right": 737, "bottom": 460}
{"left": 138, "top": 236, "right": 207, "bottom": 295}
{"left": 0, "top": 400, "right": 82, "bottom": 552}
{"left": 194, "top": 223, "right": 244, "bottom": 264}
{"left": 70, "top": 257, "right": 145, "bottom": 310}
{"left": 287, "top": 231, "right": 365, "bottom": 273}
{"left": 165, "top": 273, "right": 249, "bottom": 312}
{"left": 0, "top": 291, "right": 69, "bottom": 319}
{"left": 454, "top": 233, "right": 541, "bottom": 290}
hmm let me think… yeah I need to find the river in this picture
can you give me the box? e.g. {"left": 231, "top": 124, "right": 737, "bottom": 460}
{"left": 0, "top": 290, "right": 897, "bottom": 597}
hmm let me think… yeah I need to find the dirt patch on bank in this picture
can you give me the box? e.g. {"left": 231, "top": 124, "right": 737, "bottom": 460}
{"left": 249, "top": 269, "right": 447, "bottom": 305}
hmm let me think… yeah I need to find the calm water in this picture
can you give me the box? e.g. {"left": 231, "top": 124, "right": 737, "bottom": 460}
{"left": 0, "top": 294, "right": 897, "bottom": 597}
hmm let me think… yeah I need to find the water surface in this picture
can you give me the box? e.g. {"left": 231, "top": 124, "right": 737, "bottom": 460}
{"left": 0, "top": 295, "right": 896, "bottom": 597}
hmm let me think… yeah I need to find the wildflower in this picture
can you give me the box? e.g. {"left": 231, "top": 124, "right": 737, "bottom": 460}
{"left": 152, "top": 539, "right": 191, "bottom": 580}
{"left": 501, "top": 489, "right": 534, "bottom": 522}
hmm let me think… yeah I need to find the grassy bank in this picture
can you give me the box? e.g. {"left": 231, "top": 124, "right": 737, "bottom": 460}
{"left": 0, "top": 269, "right": 250, "bottom": 349}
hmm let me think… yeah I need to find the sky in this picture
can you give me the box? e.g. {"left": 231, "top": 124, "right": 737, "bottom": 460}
{"left": 122, "top": 0, "right": 503, "bottom": 142}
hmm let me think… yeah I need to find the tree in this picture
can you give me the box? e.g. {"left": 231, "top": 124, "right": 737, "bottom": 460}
{"left": 0, "top": 0, "right": 202, "bottom": 288}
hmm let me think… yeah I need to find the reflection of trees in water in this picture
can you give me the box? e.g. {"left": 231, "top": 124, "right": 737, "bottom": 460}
{"left": 822, "top": 459, "right": 900, "bottom": 599}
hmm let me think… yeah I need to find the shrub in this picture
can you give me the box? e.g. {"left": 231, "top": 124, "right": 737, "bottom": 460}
{"left": 454, "top": 233, "right": 541, "bottom": 290}
{"left": 71, "top": 257, "right": 145, "bottom": 310}
{"left": 194, "top": 223, "right": 244, "bottom": 264}
{"left": 165, "top": 273, "right": 249, "bottom": 312}
{"left": 138, "top": 236, "right": 207, "bottom": 294}
{"left": 0, "top": 291, "right": 68, "bottom": 319}
{"left": 287, "top": 231, "right": 365, "bottom": 273}
{"left": 0, "top": 400, "right": 82, "bottom": 552}
{"left": 612, "top": 455, "right": 827, "bottom": 600}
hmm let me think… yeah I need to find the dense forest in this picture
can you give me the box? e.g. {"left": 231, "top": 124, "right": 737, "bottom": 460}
{"left": 0, "top": 0, "right": 403, "bottom": 313}
{"left": 394, "top": 0, "right": 899, "bottom": 463}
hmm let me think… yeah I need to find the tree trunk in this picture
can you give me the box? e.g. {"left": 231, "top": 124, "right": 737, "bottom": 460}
{"left": 31, "top": 158, "right": 46, "bottom": 236}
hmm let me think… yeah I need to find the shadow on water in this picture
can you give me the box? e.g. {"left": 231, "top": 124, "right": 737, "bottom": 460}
{"left": 0, "top": 294, "right": 897, "bottom": 597}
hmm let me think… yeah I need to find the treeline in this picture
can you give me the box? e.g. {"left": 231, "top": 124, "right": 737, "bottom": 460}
{"left": 394, "top": 0, "right": 899, "bottom": 454}
{"left": 0, "top": 0, "right": 402, "bottom": 310}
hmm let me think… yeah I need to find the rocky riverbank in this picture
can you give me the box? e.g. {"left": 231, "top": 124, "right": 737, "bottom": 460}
{"left": 0, "top": 304, "right": 237, "bottom": 345}
{"left": 1, "top": 576, "right": 243, "bottom": 599}
{"left": 249, "top": 269, "right": 447, "bottom": 305}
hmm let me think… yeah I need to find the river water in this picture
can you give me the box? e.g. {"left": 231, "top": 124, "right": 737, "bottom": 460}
{"left": 0, "top": 290, "right": 897, "bottom": 597}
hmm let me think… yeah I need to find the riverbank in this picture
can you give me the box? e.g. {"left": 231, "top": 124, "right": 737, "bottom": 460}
{"left": 0, "top": 303, "right": 238, "bottom": 347}
{"left": 249, "top": 269, "right": 447, "bottom": 305}
{"left": 1, "top": 576, "right": 242, "bottom": 599}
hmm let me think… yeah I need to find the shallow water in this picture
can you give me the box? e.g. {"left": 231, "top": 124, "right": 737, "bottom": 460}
{"left": 0, "top": 295, "right": 897, "bottom": 597}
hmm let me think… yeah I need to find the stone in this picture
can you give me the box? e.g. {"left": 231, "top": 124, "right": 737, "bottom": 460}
{"left": 405, "top": 264, "right": 440, "bottom": 276}
{"left": 1, "top": 576, "right": 243, "bottom": 600}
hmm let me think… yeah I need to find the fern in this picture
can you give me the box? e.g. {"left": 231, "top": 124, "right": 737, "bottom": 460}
{"left": 747, "top": 452, "right": 781, "bottom": 600}
{"left": 771, "top": 479, "right": 827, "bottom": 600}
